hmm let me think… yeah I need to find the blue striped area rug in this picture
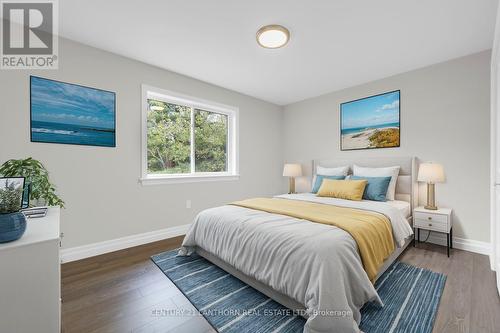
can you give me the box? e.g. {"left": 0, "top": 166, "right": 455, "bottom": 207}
{"left": 151, "top": 250, "right": 446, "bottom": 333}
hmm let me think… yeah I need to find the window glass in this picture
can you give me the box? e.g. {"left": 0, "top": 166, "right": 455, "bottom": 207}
{"left": 194, "top": 109, "right": 228, "bottom": 172}
{"left": 147, "top": 99, "right": 191, "bottom": 174}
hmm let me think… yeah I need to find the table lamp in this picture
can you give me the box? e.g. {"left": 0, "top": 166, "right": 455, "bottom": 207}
{"left": 417, "top": 162, "right": 445, "bottom": 210}
{"left": 283, "top": 164, "right": 302, "bottom": 194}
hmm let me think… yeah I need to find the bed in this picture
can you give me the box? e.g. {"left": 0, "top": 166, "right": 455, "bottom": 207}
{"left": 180, "top": 156, "right": 417, "bottom": 333}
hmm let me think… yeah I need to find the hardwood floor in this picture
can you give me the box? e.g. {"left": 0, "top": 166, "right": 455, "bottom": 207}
{"left": 61, "top": 236, "right": 214, "bottom": 333}
{"left": 62, "top": 238, "right": 500, "bottom": 333}
{"left": 402, "top": 242, "right": 500, "bottom": 333}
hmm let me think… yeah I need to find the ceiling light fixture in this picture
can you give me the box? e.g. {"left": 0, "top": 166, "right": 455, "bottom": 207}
{"left": 256, "top": 25, "right": 290, "bottom": 49}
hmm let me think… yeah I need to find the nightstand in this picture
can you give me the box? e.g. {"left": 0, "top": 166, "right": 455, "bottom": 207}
{"left": 413, "top": 206, "right": 453, "bottom": 257}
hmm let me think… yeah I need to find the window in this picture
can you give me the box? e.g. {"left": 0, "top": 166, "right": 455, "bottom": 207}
{"left": 141, "top": 85, "right": 239, "bottom": 184}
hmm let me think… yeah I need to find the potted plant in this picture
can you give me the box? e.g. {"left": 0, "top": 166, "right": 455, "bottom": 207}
{"left": 0, "top": 179, "right": 27, "bottom": 243}
{"left": 0, "top": 158, "right": 64, "bottom": 208}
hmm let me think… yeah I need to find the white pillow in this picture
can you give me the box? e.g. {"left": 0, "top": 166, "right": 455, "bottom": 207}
{"left": 316, "top": 165, "right": 349, "bottom": 176}
{"left": 311, "top": 165, "right": 349, "bottom": 192}
{"left": 352, "top": 164, "right": 400, "bottom": 200}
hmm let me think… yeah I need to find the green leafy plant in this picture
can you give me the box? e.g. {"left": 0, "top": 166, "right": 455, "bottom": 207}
{"left": 0, "top": 181, "right": 23, "bottom": 214}
{"left": 0, "top": 158, "right": 64, "bottom": 207}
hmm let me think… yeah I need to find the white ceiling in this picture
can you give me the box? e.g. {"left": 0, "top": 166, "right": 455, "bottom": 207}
{"left": 58, "top": 0, "right": 498, "bottom": 105}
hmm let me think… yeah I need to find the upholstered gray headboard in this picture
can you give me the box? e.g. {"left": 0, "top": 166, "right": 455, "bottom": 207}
{"left": 312, "top": 156, "right": 418, "bottom": 211}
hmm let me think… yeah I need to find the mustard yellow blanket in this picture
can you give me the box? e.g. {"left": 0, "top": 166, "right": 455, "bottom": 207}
{"left": 231, "top": 197, "right": 395, "bottom": 282}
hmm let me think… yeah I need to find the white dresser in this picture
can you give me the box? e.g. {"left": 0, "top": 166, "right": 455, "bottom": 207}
{"left": 0, "top": 207, "right": 61, "bottom": 333}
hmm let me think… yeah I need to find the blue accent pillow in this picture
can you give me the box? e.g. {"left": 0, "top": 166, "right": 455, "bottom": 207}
{"left": 312, "top": 175, "right": 346, "bottom": 194}
{"left": 350, "top": 176, "right": 392, "bottom": 201}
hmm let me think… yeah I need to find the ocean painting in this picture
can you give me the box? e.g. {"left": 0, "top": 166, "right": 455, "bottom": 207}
{"left": 340, "top": 90, "right": 400, "bottom": 150}
{"left": 30, "top": 76, "right": 116, "bottom": 147}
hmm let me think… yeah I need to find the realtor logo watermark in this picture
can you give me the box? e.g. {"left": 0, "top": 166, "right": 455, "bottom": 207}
{"left": 1, "top": 0, "right": 58, "bottom": 69}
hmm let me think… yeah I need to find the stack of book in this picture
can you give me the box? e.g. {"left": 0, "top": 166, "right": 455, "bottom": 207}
{"left": 22, "top": 207, "right": 48, "bottom": 218}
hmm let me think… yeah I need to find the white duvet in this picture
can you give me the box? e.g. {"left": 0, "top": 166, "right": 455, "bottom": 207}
{"left": 180, "top": 193, "right": 413, "bottom": 333}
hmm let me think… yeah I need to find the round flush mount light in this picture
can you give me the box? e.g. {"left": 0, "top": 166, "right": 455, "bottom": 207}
{"left": 256, "top": 25, "right": 290, "bottom": 49}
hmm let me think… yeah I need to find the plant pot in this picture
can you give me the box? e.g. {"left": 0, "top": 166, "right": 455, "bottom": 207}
{"left": 0, "top": 211, "right": 27, "bottom": 243}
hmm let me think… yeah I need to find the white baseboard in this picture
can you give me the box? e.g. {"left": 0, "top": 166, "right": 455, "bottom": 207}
{"left": 60, "top": 224, "right": 191, "bottom": 263}
{"left": 417, "top": 230, "right": 491, "bottom": 256}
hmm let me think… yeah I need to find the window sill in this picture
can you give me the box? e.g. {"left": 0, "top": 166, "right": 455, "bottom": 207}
{"left": 140, "top": 174, "right": 240, "bottom": 185}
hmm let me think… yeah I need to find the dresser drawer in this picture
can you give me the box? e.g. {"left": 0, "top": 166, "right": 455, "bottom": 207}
{"left": 414, "top": 211, "right": 448, "bottom": 224}
{"left": 414, "top": 217, "right": 448, "bottom": 232}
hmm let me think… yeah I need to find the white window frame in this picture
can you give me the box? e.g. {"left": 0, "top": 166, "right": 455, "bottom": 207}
{"left": 140, "top": 84, "right": 239, "bottom": 185}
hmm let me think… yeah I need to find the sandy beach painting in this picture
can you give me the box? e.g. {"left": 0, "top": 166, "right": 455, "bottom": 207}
{"left": 340, "top": 90, "right": 400, "bottom": 150}
{"left": 30, "top": 76, "right": 116, "bottom": 147}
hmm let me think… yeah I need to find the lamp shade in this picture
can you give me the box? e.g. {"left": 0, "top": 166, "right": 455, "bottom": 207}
{"left": 418, "top": 163, "right": 445, "bottom": 183}
{"left": 283, "top": 164, "right": 302, "bottom": 177}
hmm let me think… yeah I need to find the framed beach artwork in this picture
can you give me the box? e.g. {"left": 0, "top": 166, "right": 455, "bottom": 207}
{"left": 340, "top": 90, "right": 400, "bottom": 151}
{"left": 30, "top": 76, "right": 116, "bottom": 147}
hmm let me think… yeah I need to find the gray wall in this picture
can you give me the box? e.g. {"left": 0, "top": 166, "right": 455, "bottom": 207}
{"left": 0, "top": 39, "right": 491, "bottom": 248}
{"left": 0, "top": 38, "right": 284, "bottom": 249}
{"left": 283, "top": 51, "right": 491, "bottom": 242}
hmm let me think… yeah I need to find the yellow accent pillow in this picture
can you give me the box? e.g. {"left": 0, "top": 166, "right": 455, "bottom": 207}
{"left": 316, "top": 179, "right": 368, "bottom": 201}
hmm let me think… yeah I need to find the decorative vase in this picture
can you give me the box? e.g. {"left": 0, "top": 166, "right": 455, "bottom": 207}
{"left": 0, "top": 211, "right": 27, "bottom": 243}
